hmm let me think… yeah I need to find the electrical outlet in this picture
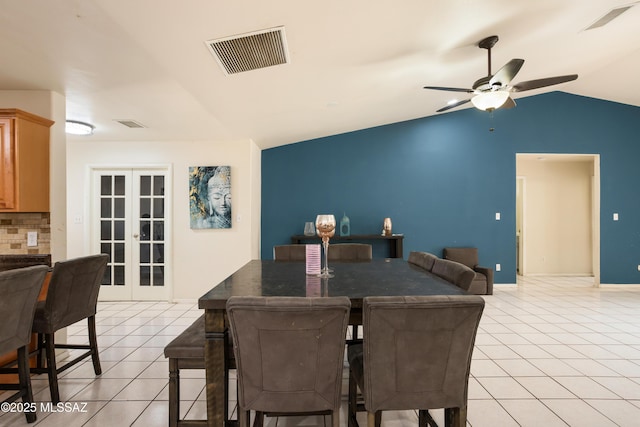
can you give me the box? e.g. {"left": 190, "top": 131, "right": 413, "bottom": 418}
{"left": 495, "top": 263, "right": 501, "bottom": 272}
{"left": 27, "top": 231, "right": 38, "bottom": 247}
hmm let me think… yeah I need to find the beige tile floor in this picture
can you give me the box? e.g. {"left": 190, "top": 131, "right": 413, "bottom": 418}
{"left": 2, "top": 275, "right": 640, "bottom": 426}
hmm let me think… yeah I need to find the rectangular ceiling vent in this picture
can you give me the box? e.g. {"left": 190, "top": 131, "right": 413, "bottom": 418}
{"left": 206, "top": 26, "right": 289, "bottom": 75}
{"left": 585, "top": 4, "right": 635, "bottom": 30}
{"left": 116, "top": 119, "right": 145, "bottom": 129}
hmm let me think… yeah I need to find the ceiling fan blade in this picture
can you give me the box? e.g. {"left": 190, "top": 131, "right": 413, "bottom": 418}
{"left": 512, "top": 74, "right": 578, "bottom": 92}
{"left": 436, "top": 99, "right": 471, "bottom": 112}
{"left": 424, "top": 86, "right": 474, "bottom": 93}
{"left": 490, "top": 59, "right": 524, "bottom": 88}
{"left": 501, "top": 96, "right": 517, "bottom": 109}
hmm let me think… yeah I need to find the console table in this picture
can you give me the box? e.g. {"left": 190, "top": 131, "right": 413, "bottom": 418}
{"left": 290, "top": 234, "right": 404, "bottom": 258}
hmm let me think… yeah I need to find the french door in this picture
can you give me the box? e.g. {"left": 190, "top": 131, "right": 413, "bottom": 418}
{"left": 92, "top": 167, "right": 171, "bottom": 301}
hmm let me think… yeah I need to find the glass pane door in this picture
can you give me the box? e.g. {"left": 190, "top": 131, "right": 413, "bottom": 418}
{"left": 93, "top": 168, "right": 170, "bottom": 301}
{"left": 97, "top": 172, "right": 132, "bottom": 300}
{"left": 133, "top": 172, "right": 166, "bottom": 300}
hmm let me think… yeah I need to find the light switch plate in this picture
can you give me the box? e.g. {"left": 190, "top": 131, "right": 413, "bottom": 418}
{"left": 495, "top": 212, "right": 501, "bottom": 220}
{"left": 613, "top": 213, "right": 619, "bottom": 221}
{"left": 27, "top": 231, "right": 38, "bottom": 247}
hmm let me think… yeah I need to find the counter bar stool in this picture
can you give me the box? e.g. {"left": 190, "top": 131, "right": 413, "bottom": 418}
{"left": 274, "top": 243, "right": 372, "bottom": 262}
{"left": 348, "top": 295, "right": 485, "bottom": 427}
{"left": 328, "top": 243, "right": 373, "bottom": 262}
{"left": 227, "top": 296, "right": 351, "bottom": 427}
{"left": 273, "top": 244, "right": 307, "bottom": 261}
{"left": 0, "top": 265, "right": 49, "bottom": 424}
{"left": 31, "top": 254, "right": 108, "bottom": 403}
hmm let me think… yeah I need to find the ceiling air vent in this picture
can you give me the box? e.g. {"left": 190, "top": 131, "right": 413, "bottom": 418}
{"left": 206, "top": 26, "right": 289, "bottom": 75}
{"left": 116, "top": 119, "right": 145, "bottom": 129}
{"left": 585, "top": 4, "right": 635, "bottom": 30}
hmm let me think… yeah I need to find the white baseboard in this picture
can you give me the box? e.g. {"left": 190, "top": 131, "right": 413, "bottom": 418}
{"left": 599, "top": 283, "right": 640, "bottom": 287}
{"left": 170, "top": 298, "right": 199, "bottom": 304}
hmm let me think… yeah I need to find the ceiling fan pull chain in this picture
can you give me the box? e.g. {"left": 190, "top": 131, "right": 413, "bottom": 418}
{"left": 488, "top": 110, "right": 496, "bottom": 132}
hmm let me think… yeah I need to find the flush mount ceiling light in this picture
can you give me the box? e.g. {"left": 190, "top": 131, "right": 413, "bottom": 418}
{"left": 471, "top": 91, "right": 510, "bottom": 111}
{"left": 65, "top": 120, "right": 94, "bottom": 135}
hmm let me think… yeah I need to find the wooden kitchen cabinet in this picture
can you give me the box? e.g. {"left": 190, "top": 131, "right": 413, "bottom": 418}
{"left": 0, "top": 109, "right": 54, "bottom": 212}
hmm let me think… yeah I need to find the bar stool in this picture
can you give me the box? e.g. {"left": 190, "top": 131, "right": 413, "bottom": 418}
{"left": 0, "top": 265, "right": 49, "bottom": 424}
{"left": 31, "top": 254, "right": 108, "bottom": 403}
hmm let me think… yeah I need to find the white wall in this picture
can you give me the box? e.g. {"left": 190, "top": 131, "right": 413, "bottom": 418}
{"left": 67, "top": 138, "right": 261, "bottom": 301}
{"left": 249, "top": 140, "right": 262, "bottom": 257}
{"left": 517, "top": 157, "right": 593, "bottom": 275}
{"left": 0, "top": 90, "right": 67, "bottom": 262}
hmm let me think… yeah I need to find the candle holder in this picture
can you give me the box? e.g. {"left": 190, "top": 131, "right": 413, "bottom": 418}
{"left": 315, "top": 214, "right": 336, "bottom": 278}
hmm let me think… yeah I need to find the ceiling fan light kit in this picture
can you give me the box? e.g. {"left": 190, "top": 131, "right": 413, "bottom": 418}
{"left": 471, "top": 91, "right": 510, "bottom": 111}
{"left": 424, "top": 35, "right": 578, "bottom": 113}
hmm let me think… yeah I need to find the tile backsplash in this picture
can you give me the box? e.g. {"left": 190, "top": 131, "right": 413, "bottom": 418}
{"left": 0, "top": 213, "right": 51, "bottom": 254}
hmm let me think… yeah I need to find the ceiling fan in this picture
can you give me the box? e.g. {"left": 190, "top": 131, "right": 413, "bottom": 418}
{"left": 424, "top": 35, "right": 578, "bottom": 113}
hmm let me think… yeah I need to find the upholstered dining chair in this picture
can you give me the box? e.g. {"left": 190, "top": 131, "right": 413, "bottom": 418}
{"left": 328, "top": 243, "right": 373, "bottom": 261}
{"left": 31, "top": 254, "right": 109, "bottom": 403}
{"left": 274, "top": 243, "right": 373, "bottom": 262}
{"left": 443, "top": 247, "right": 494, "bottom": 295}
{"left": 348, "top": 295, "right": 485, "bottom": 427}
{"left": 0, "top": 265, "right": 49, "bottom": 424}
{"left": 407, "top": 251, "right": 438, "bottom": 271}
{"left": 431, "top": 258, "right": 476, "bottom": 291}
{"left": 226, "top": 296, "right": 351, "bottom": 427}
{"left": 273, "top": 244, "right": 307, "bottom": 261}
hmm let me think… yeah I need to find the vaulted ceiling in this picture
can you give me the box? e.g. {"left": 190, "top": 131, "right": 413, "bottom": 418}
{"left": 1, "top": 0, "right": 638, "bottom": 149}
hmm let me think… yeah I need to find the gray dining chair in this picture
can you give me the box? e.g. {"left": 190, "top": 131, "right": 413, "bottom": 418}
{"left": 328, "top": 243, "right": 372, "bottom": 261}
{"left": 431, "top": 258, "right": 476, "bottom": 291}
{"left": 0, "top": 265, "right": 49, "bottom": 424}
{"left": 274, "top": 243, "right": 373, "bottom": 262}
{"left": 227, "top": 296, "right": 351, "bottom": 427}
{"left": 273, "top": 244, "right": 307, "bottom": 261}
{"left": 443, "top": 247, "right": 494, "bottom": 295}
{"left": 31, "top": 254, "right": 109, "bottom": 403}
{"left": 348, "top": 295, "right": 485, "bottom": 427}
{"left": 408, "top": 251, "right": 438, "bottom": 271}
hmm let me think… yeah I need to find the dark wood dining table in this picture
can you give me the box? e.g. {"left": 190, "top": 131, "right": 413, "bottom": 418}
{"left": 198, "top": 258, "right": 467, "bottom": 427}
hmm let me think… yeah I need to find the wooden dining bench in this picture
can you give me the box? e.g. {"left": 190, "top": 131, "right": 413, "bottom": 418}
{"left": 164, "top": 315, "right": 236, "bottom": 427}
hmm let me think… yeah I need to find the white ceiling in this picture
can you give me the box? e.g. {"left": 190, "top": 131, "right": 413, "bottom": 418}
{"left": 1, "top": 0, "right": 638, "bottom": 149}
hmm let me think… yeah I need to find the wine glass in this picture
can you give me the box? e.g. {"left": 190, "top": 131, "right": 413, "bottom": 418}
{"left": 315, "top": 214, "right": 336, "bottom": 278}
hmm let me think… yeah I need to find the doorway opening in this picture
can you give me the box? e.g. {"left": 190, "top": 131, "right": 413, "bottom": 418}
{"left": 516, "top": 154, "right": 600, "bottom": 285}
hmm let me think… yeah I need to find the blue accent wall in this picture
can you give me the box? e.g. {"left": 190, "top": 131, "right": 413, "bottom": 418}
{"left": 261, "top": 92, "right": 640, "bottom": 284}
